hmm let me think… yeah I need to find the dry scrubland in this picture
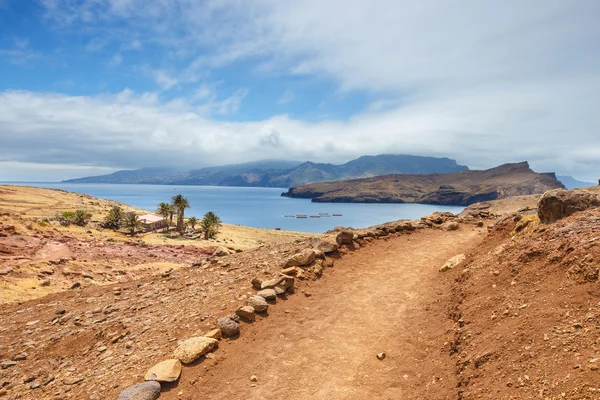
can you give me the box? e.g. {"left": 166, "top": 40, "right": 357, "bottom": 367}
{"left": 0, "top": 185, "right": 315, "bottom": 303}
{"left": 1, "top": 185, "right": 600, "bottom": 399}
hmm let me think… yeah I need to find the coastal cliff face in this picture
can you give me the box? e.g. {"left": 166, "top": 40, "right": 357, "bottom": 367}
{"left": 282, "top": 162, "right": 565, "bottom": 206}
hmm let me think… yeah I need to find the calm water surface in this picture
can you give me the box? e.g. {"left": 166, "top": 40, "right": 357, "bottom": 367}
{"left": 3, "top": 183, "right": 464, "bottom": 233}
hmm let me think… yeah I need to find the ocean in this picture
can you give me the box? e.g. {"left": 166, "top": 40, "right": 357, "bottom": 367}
{"left": 2, "top": 182, "right": 464, "bottom": 233}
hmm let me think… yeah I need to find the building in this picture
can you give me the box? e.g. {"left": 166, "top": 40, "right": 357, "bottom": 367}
{"left": 138, "top": 214, "right": 167, "bottom": 232}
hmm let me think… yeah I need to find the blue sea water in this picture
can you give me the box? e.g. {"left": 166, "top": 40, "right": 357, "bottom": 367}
{"left": 2, "top": 182, "right": 464, "bottom": 233}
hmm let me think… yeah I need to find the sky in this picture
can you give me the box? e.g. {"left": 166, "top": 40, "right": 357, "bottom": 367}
{"left": 0, "top": 0, "right": 599, "bottom": 181}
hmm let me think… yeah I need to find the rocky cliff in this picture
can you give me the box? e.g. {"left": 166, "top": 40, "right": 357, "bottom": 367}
{"left": 281, "top": 162, "right": 565, "bottom": 206}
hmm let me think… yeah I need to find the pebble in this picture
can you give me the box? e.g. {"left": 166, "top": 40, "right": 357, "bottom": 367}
{"left": 377, "top": 352, "right": 386, "bottom": 360}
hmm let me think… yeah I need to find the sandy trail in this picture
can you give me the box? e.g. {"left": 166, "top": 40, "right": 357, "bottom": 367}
{"left": 161, "top": 227, "right": 484, "bottom": 400}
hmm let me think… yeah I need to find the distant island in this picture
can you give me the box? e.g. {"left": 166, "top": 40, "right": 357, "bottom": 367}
{"left": 63, "top": 154, "right": 469, "bottom": 188}
{"left": 281, "top": 162, "right": 565, "bottom": 206}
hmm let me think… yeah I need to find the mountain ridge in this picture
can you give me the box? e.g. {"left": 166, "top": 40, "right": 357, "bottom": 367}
{"left": 63, "top": 154, "right": 469, "bottom": 187}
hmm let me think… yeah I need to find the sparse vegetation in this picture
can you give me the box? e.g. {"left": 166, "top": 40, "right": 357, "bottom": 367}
{"left": 73, "top": 210, "right": 92, "bottom": 226}
{"left": 201, "top": 211, "right": 222, "bottom": 239}
{"left": 55, "top": 210, "right": 91, "bottom": 226}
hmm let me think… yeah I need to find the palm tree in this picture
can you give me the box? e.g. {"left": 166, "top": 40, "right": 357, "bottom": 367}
{"left": 167, "top": 205, "right": 175, "bottom": 228}
{"left": 123, "top": 213, "right": 141, "bottom": 236}
{"left": 104, "top": 206, "right": 124, "bottom": 229}
{"left": 171, "top": 194, "right": 190, "bottom": 234}
{"left": 187, "top": 217, "right": 198, "bottom": 231}
{"left": 200, "top": 211, "right": 222, "bottom": 240}
{"left": 156, "top": 202, "right": 171, "bottom": 232}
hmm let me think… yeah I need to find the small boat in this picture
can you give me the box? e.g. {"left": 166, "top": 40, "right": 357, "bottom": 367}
{"left": 310, "top": 215, "right": 321, "bottom": 218}
{"left": 284, "top": 215, "right": 295, "bottom": 218}
{"left": 319, "top": 213, "right": 330, "bottom": 217}
{"left": 332, "top": 214, "right": 342, "bottom": 217}
{"left": 297, "top": 215, "right": 308, "bottom": 219}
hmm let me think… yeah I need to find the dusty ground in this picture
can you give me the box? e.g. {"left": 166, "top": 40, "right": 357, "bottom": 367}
{"left": 2, "top": 184, "right": 600, "bottom": 400}
{"left": 163, "top": 226, "right": 485, "bottom": 400}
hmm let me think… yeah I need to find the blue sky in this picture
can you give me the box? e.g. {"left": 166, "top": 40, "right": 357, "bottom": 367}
{"left": 0, "top": 0, "right": 599, "bottom": 181}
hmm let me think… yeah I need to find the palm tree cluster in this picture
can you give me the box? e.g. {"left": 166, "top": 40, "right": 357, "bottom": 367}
{"left": 155, "top": 195, "right": 222, "bottom": 239}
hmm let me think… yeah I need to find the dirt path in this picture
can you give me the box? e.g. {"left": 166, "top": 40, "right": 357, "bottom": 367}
{"left": 161, "top": 227, "right": 485, "bottom": 400}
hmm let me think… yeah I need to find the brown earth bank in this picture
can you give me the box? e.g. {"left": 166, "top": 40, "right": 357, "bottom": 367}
{"left": 2, "top": 185, "right": 600, "bottom": 399}
{"left": 282, "top": 161, "right": 564, "bottom": 205}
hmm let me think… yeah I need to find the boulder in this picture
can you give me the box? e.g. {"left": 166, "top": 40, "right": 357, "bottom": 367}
{"left": 218, "top": 316, "right": 240, "bottom": 337}
{"left": 439, "top": 254, "right": 466, "bottom": 272}
{"left": 284, "top": 249, "right": 316, "bottom": 267}
{"left": 236, "top": 306, "right": 256, "bottom": 322}
{"left": 246, "top": 295, "right": 268, "bottom": 312}
{"left": 173, "top": 336, "right": 218, "bottom": 364}
{"left": 144, "top": 359, "right": 181, "bottom": 382}
{"left": 442, "top": 221, "right": 460, "bottom": 231}
{"left": 538, "top": 189, "right": 600, "bottom": 223}
{"left": 257, "top": 289, "right": 277, "bottom": 301}
{"left": 213, "top": 246, "right": 231, "bottom": 257}
{"left": 313, "top": 238, "right": 338, "bottom": 254}
{"left": 335, "top": 231, "right": 354, "bottom": 245}
{"left": 117, "top": 381, "right": 161, "bottom": 400}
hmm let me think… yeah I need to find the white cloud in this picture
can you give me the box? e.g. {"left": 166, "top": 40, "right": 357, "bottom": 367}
{"left": 12, "top": 0, "right": 600, "bottom": 182}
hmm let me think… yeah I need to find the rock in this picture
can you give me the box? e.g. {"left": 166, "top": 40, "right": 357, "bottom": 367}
{"left": 173, "top": 336, "right": 218, "bottom": 364}
{"left": 313, "top": 238, "right": 339, "bottom": 253}
{"left": 250, "top": 375, "right": 258, "bottom": 382}
{"left": 257, "top": 289, "right": 277, "bottom": 301}
{"left": 70, "top": 281, "right": 81, "bottom": 289}
{"left": 422, "top": 211, "right": 456, "bottom": 225}
{"left": 39, "top": 279, "right": 51, "bottom": 287}
{"left": 144, "top": 359, "right": 182, "bottom": 382}
{"left": 538, "top": 189, "right": 600, "bottom": 223}
{"left": 260, "top": 276, "right": 284, "bottom": 290}
{"left": 236, "top": 306, "right": 256, "bottom": 322}
{"left": 246, "top": 295, "right": 268, "bottom": 312}
{"left": 117, "top": 381, "right": 161, "bottom": 400}
{"left": 213, "top": 246, "right": 231, "bottom": 257}
{"left": 218, "top": 316, "right": 240, "bottom": 337}
{"left": 12, "top": 353, "right": 27, "bottom": 361}
{"left": 0, "top": 267, "right": 13, "bottom": 276}
{"left": 439, "top": 254, "right": 467, "bottom": 272}
{"left": 251, "top": 277, "right": 263, "bottom": 290}
{"left": 313, "top": 249, "right": 325, "bottom": 259}
{"left": 0, "top": 361, "right": 17, "bottom": 369}
{"left": 442, "top": 221, "right": 460, "bottom": 231}
{"left": 323, "top": 258, "right": 335, "bottom": 268}
{"left": 281, "top": 267, "right": 297, "bottom": 275}
{"left": 284, "top": 249, "right": 316, "bottom": 267}
{"left": 335, "top": 231, "right": 354, "bottom": 245}
{"left": 204, "top": 328, "right": 222, "bottom": 340}
{"left": 377, "top": 352, "right": 386, "bottom": 360}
